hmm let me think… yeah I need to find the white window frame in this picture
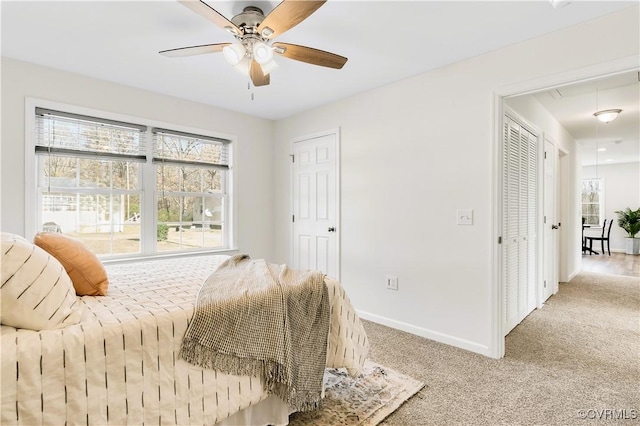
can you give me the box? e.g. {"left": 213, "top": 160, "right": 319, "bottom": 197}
{"left": 25, "top": 98, "right": 238, "bottom": 260}
{"left": 581, "top": 177, "right": 604, "bottom": 226}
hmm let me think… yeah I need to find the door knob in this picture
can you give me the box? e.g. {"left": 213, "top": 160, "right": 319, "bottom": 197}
{"left": 552, "top": 224, "right": 559, "bottom": 230}
{"left": 328, "top": 227, "right": 336, "bottom": 232}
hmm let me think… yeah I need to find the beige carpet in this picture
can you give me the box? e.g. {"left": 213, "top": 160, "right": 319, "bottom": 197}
{"left": 363, "top": 272, "right": 640, "bottom": 425}
{"left": 289, "top": 360, "right": 424, "bottom": 425}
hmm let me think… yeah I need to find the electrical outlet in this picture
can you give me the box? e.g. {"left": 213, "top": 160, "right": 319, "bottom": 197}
{"left": 457, "top": 209, "right": 473, "bottom": 225}
{"left": 386, "top": 275, "right": 398, "bottom": 291}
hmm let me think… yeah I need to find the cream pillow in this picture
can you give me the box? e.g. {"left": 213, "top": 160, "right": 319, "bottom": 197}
{"left": 1, "top": 232, "right": 83, "bottom": 330}
{"left": 34, "top": 232, "right": 109, "bottom": 296}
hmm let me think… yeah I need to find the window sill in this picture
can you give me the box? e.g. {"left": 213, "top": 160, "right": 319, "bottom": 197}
{"left": 101, "top": 248, "right": 239, "bottom": 266}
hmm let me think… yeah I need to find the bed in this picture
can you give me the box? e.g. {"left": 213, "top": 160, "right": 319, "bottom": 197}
{"left": 1, "top": 253, "right": 369, "bottom": 425}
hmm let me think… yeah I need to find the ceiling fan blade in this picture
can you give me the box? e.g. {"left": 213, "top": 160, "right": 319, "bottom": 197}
{"left": 258, "top": 0, "right": 326, "bottom": 39}
{"left": 178, "top": 0, "right": 242, "bottom": 36}
{"left": 272, "top": 42, "right": 347, "bottom": 69}
{"left": 250, "top": 60, "right": 270, "bottom": 87}
{"left": 159, "top": 43, "right": 230, "bottom": 57}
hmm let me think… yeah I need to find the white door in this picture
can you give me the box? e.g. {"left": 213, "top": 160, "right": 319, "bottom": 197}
{"left": 291, "top": 132, "right": 339, "bottom": 278}
{"left": 503, "top": 115, "right": 538, "bottom": 335}
{"left": 542, "top": 139, "right": 557, "bottom": 303}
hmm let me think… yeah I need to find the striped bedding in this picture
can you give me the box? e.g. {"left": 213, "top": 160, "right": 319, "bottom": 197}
{"left": 0, "top": 255, "right": 369, "bottom": 425}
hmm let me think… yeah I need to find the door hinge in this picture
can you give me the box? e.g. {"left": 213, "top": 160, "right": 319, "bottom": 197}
{"left": 544, "top": 280, "right": 547, "bottom": 288}
{"left": 544, "top": 216, "right": 547, "bottom": 224}
{"left": 498, "top": 236, "right": 502, "bottom": 244}
{"left": 292, "top": 214, "right": 295, "bottom": 223}
{"left": 290, "top": 154, "right": 295, "bottom": 163}
{"left": 544, "top": 151, "right": 547, "bottom": 159}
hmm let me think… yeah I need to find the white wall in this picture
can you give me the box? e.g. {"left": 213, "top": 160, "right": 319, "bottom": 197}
{"left": 273, "top": 8, "right": 639, "bottom": 356}
{"left": 0, "top": 58, "right": 276, "bottom": 261}
{"left": 504, "top": 95, "right": 582, "bottom": 282}
{"left": 582, "top": 162, "right": 640, "bottom": 251}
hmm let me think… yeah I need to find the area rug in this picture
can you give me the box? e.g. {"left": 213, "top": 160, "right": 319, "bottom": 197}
{"left": 288, "top": 360, "right": 425, "bottom": 426}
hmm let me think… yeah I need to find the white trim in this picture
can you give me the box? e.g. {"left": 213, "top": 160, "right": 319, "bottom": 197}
{"left": 102, "top": 248, "right": 239, "bottom": 265}
{"left": 490, "top": 56, "right": 640, "bottom": 359}
{"left": 24, "top": 100, "right": 37, "bottom": 239}
{"left": 497, "top": 56, "right": 640, "bottom": 99}
{"left": 228, "top": 133, "right": 238, "bottom": 252}
{"left": 490, "top": 92, "right": 504, "bottom": 359}
{"left": 504, "top": 107, "right": 541, "bottom": 137}
{"left": 358, "top": 310, "right": 492, "bottom": 357}
{"left": 289, "top": 128, "right": 341, "bottom": 280}
{"left": 24, "top": 97, "right": 238, "bottom": 255}
{"left": 567, "top": 269, "right": 581, "bottom": 282}
{"left": 536, "top": 131, "right": 546, "bottom": 311}
{"left": 335, "top": 127, "right": 342, "bottom": 280}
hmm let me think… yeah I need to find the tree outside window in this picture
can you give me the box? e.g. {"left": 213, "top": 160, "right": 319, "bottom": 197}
{"left": 582, "top": 178, "right": 603, "bottom": 226}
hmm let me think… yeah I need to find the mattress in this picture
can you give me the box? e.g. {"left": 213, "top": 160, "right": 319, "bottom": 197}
{"left": 1, "top": 254, "right": 369, "bottom": 425}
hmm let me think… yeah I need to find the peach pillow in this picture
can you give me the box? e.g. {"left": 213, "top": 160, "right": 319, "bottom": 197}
{"left": 34, "top": 232, "right": 109, "bottom": 296}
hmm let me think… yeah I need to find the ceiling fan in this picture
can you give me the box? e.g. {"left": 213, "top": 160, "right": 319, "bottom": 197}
{"left": 160, "top": 0, "right": 347, "bottom": 87}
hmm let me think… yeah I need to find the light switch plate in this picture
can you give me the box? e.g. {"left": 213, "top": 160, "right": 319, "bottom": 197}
{"left": 457, "top": 209, "right": 473, "bottom": 225}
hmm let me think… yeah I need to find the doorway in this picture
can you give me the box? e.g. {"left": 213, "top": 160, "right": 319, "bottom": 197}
{"left": 290, "top": 130, "right": 340, "bottom": 278}
{"left": 492, "top": 58, "right": 639, "bottom": 359}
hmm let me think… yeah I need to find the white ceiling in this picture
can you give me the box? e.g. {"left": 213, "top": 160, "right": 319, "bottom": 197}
{"left": 1, "top": 1, "right": 636, "bottom": 120}
{"left": 532, "top": 71, "right": 640, "bottom": 166}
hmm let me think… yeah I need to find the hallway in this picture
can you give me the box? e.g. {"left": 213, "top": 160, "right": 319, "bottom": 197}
{"left": 581, "top": 252, "right": 640, "bottom": 278}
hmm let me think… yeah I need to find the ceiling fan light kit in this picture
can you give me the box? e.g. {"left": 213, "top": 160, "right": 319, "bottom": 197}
{"left": 233, "top": 57, "right": 251, "bottom": 76}
{"left": 222, "top": 43, "right": 246, "bottom": 65}
{"left": 253, "top": 41, "right": 274, "bottom": 64}
{"left": 160, "top": 0, "right": 348, "bottom": 88}
{"left": 260, "top": 59, "right": 279, "bottom": 75}
{"left": 593, "top": 109, "right": 622, "bottom": 123}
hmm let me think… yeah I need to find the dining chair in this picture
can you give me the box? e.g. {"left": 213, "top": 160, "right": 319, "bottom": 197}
{"left": 581, "top": 217, "right": 586, "bottom": 255}
{"left": 585, "top": 219, "right": 613, "bottom": 256}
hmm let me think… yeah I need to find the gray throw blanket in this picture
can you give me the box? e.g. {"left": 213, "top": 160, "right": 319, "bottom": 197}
{"left": 179, "top": 254, "right": 330, "bottom": 412}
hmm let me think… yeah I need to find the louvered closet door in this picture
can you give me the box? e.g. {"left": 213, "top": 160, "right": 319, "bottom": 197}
{"left": 503, "top": 116, "right": 538, "bottom": 335}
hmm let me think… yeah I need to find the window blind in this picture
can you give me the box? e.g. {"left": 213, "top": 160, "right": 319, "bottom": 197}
{"left": 35, "top": 108, "right": 147, "bottom": 162}
{"left": 152, "top": 128, "right": 229, "bottom": 170}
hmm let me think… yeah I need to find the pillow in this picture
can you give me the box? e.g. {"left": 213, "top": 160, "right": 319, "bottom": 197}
{"left": 34, "top": 232, "right": 109, "bottom": 296}
{"left": 1, "top": 232, "right": 83, "bottom": 330}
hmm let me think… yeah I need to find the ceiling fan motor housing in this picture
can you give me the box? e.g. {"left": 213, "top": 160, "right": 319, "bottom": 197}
{"left": 228, "top": 6, "right": 275, "bottom": 63}
{"left": 231, "top": 6, "right": 265, "bottom": 33}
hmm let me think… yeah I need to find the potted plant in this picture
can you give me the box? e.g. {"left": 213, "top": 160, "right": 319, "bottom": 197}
{"left": 614, "top": 207, "right": 640, "bottom": 255}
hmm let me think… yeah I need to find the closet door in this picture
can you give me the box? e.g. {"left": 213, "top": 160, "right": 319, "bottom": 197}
{"left": 503, "top": 115, "right": 538, "bottom": 335}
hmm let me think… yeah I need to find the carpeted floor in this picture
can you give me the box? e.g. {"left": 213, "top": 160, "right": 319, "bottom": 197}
{"left": 364, "top": 272, "right": 640, "bottom": 425}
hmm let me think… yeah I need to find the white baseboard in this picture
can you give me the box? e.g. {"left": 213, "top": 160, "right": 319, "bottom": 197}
{"left": 357, "top": 310, "right": 492, "bottom": 357}
{"left": 566, "top": 268, "right": 581, "bottom": 282}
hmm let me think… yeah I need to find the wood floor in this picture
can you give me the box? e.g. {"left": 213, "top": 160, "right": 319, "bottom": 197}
{"left": 581, "top": 251, "right": 640, "bottom": 277}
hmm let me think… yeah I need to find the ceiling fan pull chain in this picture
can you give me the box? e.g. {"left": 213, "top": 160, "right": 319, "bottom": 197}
{"left": 247, "top": 79, "right": 255, "bottom": 101}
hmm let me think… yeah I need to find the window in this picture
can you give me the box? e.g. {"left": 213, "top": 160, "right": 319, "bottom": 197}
{"left": 581, "top": 178, "right": 603, "bottom": 226}
{"left": 32, "top": 106, "right": 232, "bottom": 258}
{"left": 153, "top": 128, "right": 229, "bottom": 253}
